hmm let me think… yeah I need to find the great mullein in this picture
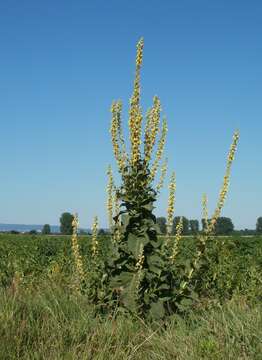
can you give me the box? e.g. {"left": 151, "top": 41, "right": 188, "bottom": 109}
{"left": 71, "top": 213, "right": 85, "bottom": 291}
{"left": 104, "top": 38, "right": 239, "bottom": 318}
{"left": 107, "top": 38, "right": 173, "bottom": 316}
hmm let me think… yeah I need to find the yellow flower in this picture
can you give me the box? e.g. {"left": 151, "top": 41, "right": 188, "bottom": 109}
{"left": 170, "top": 216, "right": 183, "bottom": 263}
{"left": 91, "top": 215, "right": 99, "bottom": 257}
{"left": 129, "top": 38, "right": 144, "bottom": 166}
{"left": 144, "top": 96, "right": 161, "bottom": 164}
{"left": 106, "top": 165, "right": 114, "bottom": 230}
{"left": 71, "top": 213, "right": 85, "bottom": 284}
{"left": 134, "top": 243, "right": 145, "bottom": 300}
{"left": 166, "top": 171, "right": 176, "bottom": 239}
{"left": 150, "top": 118, "right": 168, "bottom": 182}
{"left": 156, "top": 158, "right": 168, "bottom": 193}
{"left": 202, "top": 193, "right": 208, "bottom": 233}
{"left": 110, "top": 101, "right": 126, "bottom": 174}
{"left": 207, "top": 130, "right": 240, "bottom": 234}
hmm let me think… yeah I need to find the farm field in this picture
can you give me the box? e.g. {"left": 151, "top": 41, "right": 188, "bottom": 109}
{"left": 0, "top": 233, "right": 261, "bottom": 359}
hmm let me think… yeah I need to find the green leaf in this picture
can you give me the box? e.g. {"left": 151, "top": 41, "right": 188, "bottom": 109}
{"left": 148, "top": 265, "right": 162, "bottom": 276}
{"left": 150, "top": 237, "right": 162, "bottom": 249}
{"left": 121, "top": 277, "right": 139, "bottom": 312}
{"left": 176, "top": 298, "right": 193, "bottom": 311}
{"left": 147, "top": 254, "right": 163, "bottom": 268}
{"left": 149, "top": 301, "right": 165, "bottom": 320}
{"left": 189, "top": 291, "right": 199, "bottom": 300}
{"left": 159, "top": 296, "right": 172, "bottom": 301}
{"left": 127, "top": 233, "right": 149, "bottom": 259}
{"left": 158, "top": 283, "right": 170, "bottom": 290}
{"left": 121, "top": 214, "right": 130, "bottom": 231}
{"left": 180, "top": 298, "right": 193, "bottom": 307}
{"left": 109, "top": 272, "right": 133, "bottom": 288}
{"left": 142, "top": 203, "right": 154, "bottom": 211}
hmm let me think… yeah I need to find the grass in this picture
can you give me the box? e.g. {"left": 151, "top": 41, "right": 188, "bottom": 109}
{"left": 0, "top": 281, "right": 261, "bottom": 359}
{"left": 0, "top": 234, "right": 261, "bottom": 359}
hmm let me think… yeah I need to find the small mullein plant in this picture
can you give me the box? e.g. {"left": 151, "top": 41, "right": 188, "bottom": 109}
{"left": 71, "top": 39, "right": 239, "bottom": 319}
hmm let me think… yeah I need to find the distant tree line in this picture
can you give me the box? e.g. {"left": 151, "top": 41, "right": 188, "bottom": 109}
{"left": 155, "top": 215, "right": 262, "bottom": 236}
{"left": 59, "top": 212, "right": 106, "bottom": 235}
{"left": 5, "top": 214, "right": 262, "bottom": 236}
{"left": 157, "top": 216, "right": 235, "bottom": 236}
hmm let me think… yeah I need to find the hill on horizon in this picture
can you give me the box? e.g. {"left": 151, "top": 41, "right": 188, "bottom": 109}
{"left": 0, "top": 223, "right": 90, "bottom": 233}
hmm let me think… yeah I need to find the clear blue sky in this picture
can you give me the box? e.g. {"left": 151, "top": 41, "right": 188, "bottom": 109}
{"left": 0, "top": 0, "right": 261, "bottom": 229}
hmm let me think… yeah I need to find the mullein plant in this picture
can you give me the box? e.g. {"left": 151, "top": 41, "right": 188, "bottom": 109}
{"left": 91, "top": 216, "right": 99, "bottom": 258}
{"left": 70, "top": 213, "right": 105, "bottom": 302}
{"left": 101, "top": 38, "right": 239, "bottom": 318}
{"left": 71, "top": 214, "right": 85, "bottom": 291}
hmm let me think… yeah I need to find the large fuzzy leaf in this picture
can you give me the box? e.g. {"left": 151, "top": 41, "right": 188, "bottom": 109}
{"left": 147, "top": 253, "right": 165, "bottom": 275}
{"left": 109, "top": 271, "right": 133, "bottom": 288}
{"left": 127, "top": 233, "right": 149, "bottom": 259}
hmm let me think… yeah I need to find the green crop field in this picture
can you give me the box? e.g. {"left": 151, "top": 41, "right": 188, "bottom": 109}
{"left": 0, "top": 233, "right": 261, "bottom": 359}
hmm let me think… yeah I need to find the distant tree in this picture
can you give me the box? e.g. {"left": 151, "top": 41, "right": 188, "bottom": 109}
{"left": 10, "top": 230, "right": 20, "bottom": 234}
{"left": 215, "top": 217, "right": 234, "bottom": 235}
{"left": 29, "top": 230, "right": 37, "bottom": 235}
{"left": 201, "top": 218, "right": 208, "bottom": 232}
{"left": 240, "top": 228, "right": 256, "bottom": 236}
{"left": 202, "top": 217, "right": 234, "bottom": 235}
{"left": 256, "top": 217, "right": 262, "bottom": 234}
{"left": 189, "top": 219, "right": 199, "bottom": 235}
{"left": 156, "top": 217, "right": 167, "bottom": 234}
{"left": 233, "top": 228, "right": 258, "bottom": 237}
{"left": 60, "top": 212, "right": 74, "bottom": 235}
{"left": 172, "top": 216, "right": 189, "bottom": 235}
{"left": 79, "top": 229, "right": 88, "bottom": 235}
{"left": 98, "top": 229, "right": 105, "bottom": 235}
{"left": 42, "top": 224, "right": 51, "bottom": 235}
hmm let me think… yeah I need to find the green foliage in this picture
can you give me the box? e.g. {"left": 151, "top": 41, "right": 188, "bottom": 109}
{"left": 172, "top": 216, "right": 189, "bottom": 235}
{"left": 79, "top": 229, "right": 88, "bottom": 235}
{"left": 60, "top": 212, "right": 74, "bottom": 235}
{"left": 42, "top": 224, "right": 51, "bottom": 234}
{"left": 0, "top": 268, "right": 261, "bottom": 359}
{"left": 202, "top": 217, "right": 234, "bottom": 235}
{"left": 29, "top": 229, "right": 37, "bottom": 235}
{"left": 103, "top": 160, "right": 208, "bottom": 318}
{"left": 10, "top": 230, "right": 20, "bottom": 234}
{"left": 98, "top": 229, "right": 106, "bottom": 235}
{"left": 215, "top": 217, "right": 234, "bottom": 235}
{"left": 0, "top": 233, "right": 261, "bottom": 323}
{"left": 189, "top": 219, "right": 199, "bottom": 234}
{"left": 203, "top": 236, "right": 262, "bottom": 300}
{"left": 107, "top": 161, "right": 167, "bottom": 317}
{"left": 256, "top": 217, "right": 262, "bottom": 234}
{"left": 156, "top": 217, "right": 167, "bottom": 234}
